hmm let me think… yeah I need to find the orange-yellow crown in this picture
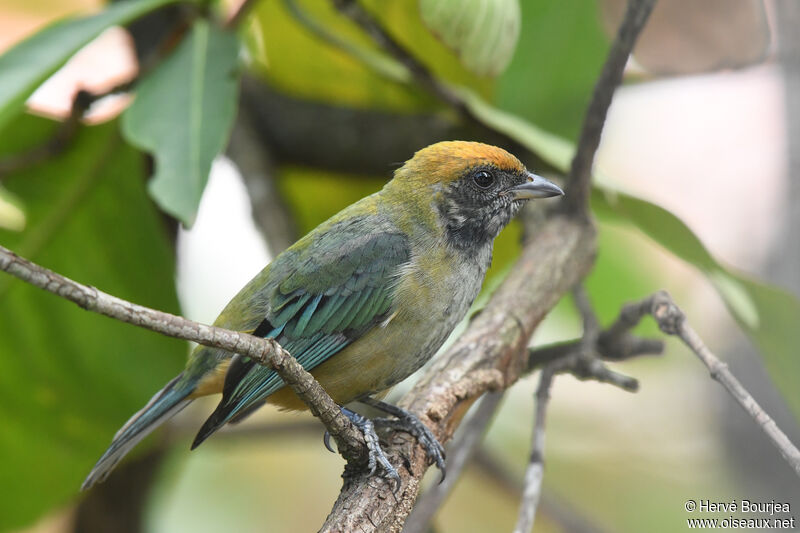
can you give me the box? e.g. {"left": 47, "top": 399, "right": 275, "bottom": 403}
{"left": 398, "top": 141, "right": 525, "bottom": 185}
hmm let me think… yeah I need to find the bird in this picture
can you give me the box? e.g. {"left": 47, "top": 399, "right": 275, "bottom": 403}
{"left": 81, "top": 140, "right": 564, "bottom": 490}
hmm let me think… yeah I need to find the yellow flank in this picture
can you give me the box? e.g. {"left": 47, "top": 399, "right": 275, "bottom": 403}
{"left": 267, "top": 244, "right": 459, "bottom": 411}
{"left": 191, "top": 359, "right": 231, "bottom": 397}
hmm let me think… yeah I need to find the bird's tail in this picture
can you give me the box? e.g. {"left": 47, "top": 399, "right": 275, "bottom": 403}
{"left": 81, "top": 373, "right": 193, "bottom": 490}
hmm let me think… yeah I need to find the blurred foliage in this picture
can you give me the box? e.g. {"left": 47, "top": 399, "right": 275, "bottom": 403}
{"left": 0, "top": 115, "right": 185, "bottom": 530}
{"left": 0, "top": 0, "right": 797, "bottom": 531}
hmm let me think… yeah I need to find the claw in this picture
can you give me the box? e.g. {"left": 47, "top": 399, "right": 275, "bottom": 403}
{"left": 340, "top": 407, "right": 401, "bottom": 488}
{"left": 323, "top": 431, "right": 336, "bottom": 453}
{"left": 360, "top": 397, "right": 447, "bottom": 483}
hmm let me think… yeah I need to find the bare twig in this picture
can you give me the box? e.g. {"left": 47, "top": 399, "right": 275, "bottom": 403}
{"left": 513, "top": 365, "right": 556, "bottom": 533}
{"left": 614, "top": 290, "right": 800, "bottom": 477}
{"left": 564, "top": 0, "right": 657, "bottom": 215}
{"left": 0, "top": 244, "right": 370, "bottom": 469}
{"left": 525, "top": 285, "right": 664, "bottom": 393}
{"left": 527, "top": 334, "right": 663, "bottom": 371}
{"left": 403, "top": 391, "right": 505, "bottom": 533}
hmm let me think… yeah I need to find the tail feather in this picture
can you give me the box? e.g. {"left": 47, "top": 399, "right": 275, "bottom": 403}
{"left": 82, "top": 374, "right": 193, "bottom": 490}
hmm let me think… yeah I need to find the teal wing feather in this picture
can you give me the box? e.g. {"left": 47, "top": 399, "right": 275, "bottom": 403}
{"left": 192, "top": 217, "right": 410, "bottom": 447}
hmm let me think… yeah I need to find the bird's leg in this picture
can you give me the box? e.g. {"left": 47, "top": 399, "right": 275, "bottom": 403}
{"left": 359, "top": 397, "right": 447, "bottom": 481}
{"left": 327, "top": 407, "right": 401, "bottom": 487}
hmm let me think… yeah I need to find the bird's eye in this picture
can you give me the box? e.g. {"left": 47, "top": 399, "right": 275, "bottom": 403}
{"left": 473, "top": 170, "right": 495, "bottom": 189}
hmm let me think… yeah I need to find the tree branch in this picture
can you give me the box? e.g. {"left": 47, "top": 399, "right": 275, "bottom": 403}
{"left": 614, "top": 290, "right": 800, "bottom": 477}
{"left": 513, "top": 365, "right": 555, "bottom": 533}
{"left": 563, "top": 0, "right": 657, "bottom": 215}
{"left": 0, "top": 244, "right": 371, "bottom": 470}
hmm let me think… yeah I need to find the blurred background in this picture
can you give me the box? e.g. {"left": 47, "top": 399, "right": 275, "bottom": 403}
{"left": 0, "top": 0, "right": 799, "bottom": 532}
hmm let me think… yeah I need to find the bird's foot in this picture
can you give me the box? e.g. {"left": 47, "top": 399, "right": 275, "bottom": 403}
{"left": 324, "top": 407, "right": 401, "bottom": 489}
{"left": 360, "top": 397, "right": 446, "bottom": 482}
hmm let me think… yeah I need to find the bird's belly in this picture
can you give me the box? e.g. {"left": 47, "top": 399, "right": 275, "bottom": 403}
{"left": 267, "top": 248, "right": 486, "bottom": 411}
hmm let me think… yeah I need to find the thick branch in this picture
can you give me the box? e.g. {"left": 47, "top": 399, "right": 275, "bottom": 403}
{"left": 615, "top": 291, "right": 800, "bottom": 477}
{"left": 0, "top": 244, "right": 369, "bottom": 467}
{"left": 319, "top": 212, "right": 596, "bottom": 532}
{"left": 564, "top": 0, "right": 657, "bottom": 214}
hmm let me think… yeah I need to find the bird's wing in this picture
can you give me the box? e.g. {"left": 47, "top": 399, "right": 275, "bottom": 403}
{"left": 192, "top": 219, "right": 410, "bottom": 446}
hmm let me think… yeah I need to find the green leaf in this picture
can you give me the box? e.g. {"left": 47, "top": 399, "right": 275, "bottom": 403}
{"left": 122, "top": 20, "right": 240, "bottom": 227}
{"left": 419, "top": 0, "right": 521, "bottom": 77}
{"left": 0, "top": 0, "right": 182, "bottom": 133}
{"left": 0, "top": 115, "right": 185, "bottom": 530}
{"left": 458, "top": 87, "right": 800, "bottom": 422}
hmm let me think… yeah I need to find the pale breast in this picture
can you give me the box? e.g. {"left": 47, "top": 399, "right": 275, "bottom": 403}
{"left": 293, "top": 243, "right": 489, "bottom": 407}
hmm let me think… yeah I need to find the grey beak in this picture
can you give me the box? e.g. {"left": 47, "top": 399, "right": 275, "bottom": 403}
{"left": 510, "top": 173, "right": 565, "bottom": 200}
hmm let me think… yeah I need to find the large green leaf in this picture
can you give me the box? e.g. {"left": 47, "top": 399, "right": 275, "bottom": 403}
{"left": 0, "top": 0, "right": 182, "bottom": 134}
{"left": 458, "top": 87, "right": 800, "bottom": 422}
{"left": 419, "top": 0, "right": 521, "bottom": 77}
{"left": 122, "top": 19, "right": 240, "bottom": 227}
{"left": 0, "top": 115, "right": 185, "bottom": 530}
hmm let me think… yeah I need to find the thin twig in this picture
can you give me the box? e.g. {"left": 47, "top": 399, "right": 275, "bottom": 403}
{"left": 564, "top": 0, "right": 657, "bottom": 215}
{"left": 403, "top": 391, "right": 505, "bottom": 533}
{"left": 0, "top": 244, "right": 370, "bottom": 468}
{"left": 513, "top": 365, "right": 556, "bottom": 533}
{"left": 614, "top": 290, "right": 800, "bottom": 478}
{"left": 525, "top": 284, "right": 664, "bottom": 392}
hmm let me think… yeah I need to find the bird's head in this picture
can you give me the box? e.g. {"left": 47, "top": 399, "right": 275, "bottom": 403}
{"left": 389, "top": 141, "right": 564, "bottom": 249}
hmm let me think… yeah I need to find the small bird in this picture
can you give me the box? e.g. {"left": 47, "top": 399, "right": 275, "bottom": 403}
{"left": 82, "top": 141, "right": 563, "bottom": 489}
